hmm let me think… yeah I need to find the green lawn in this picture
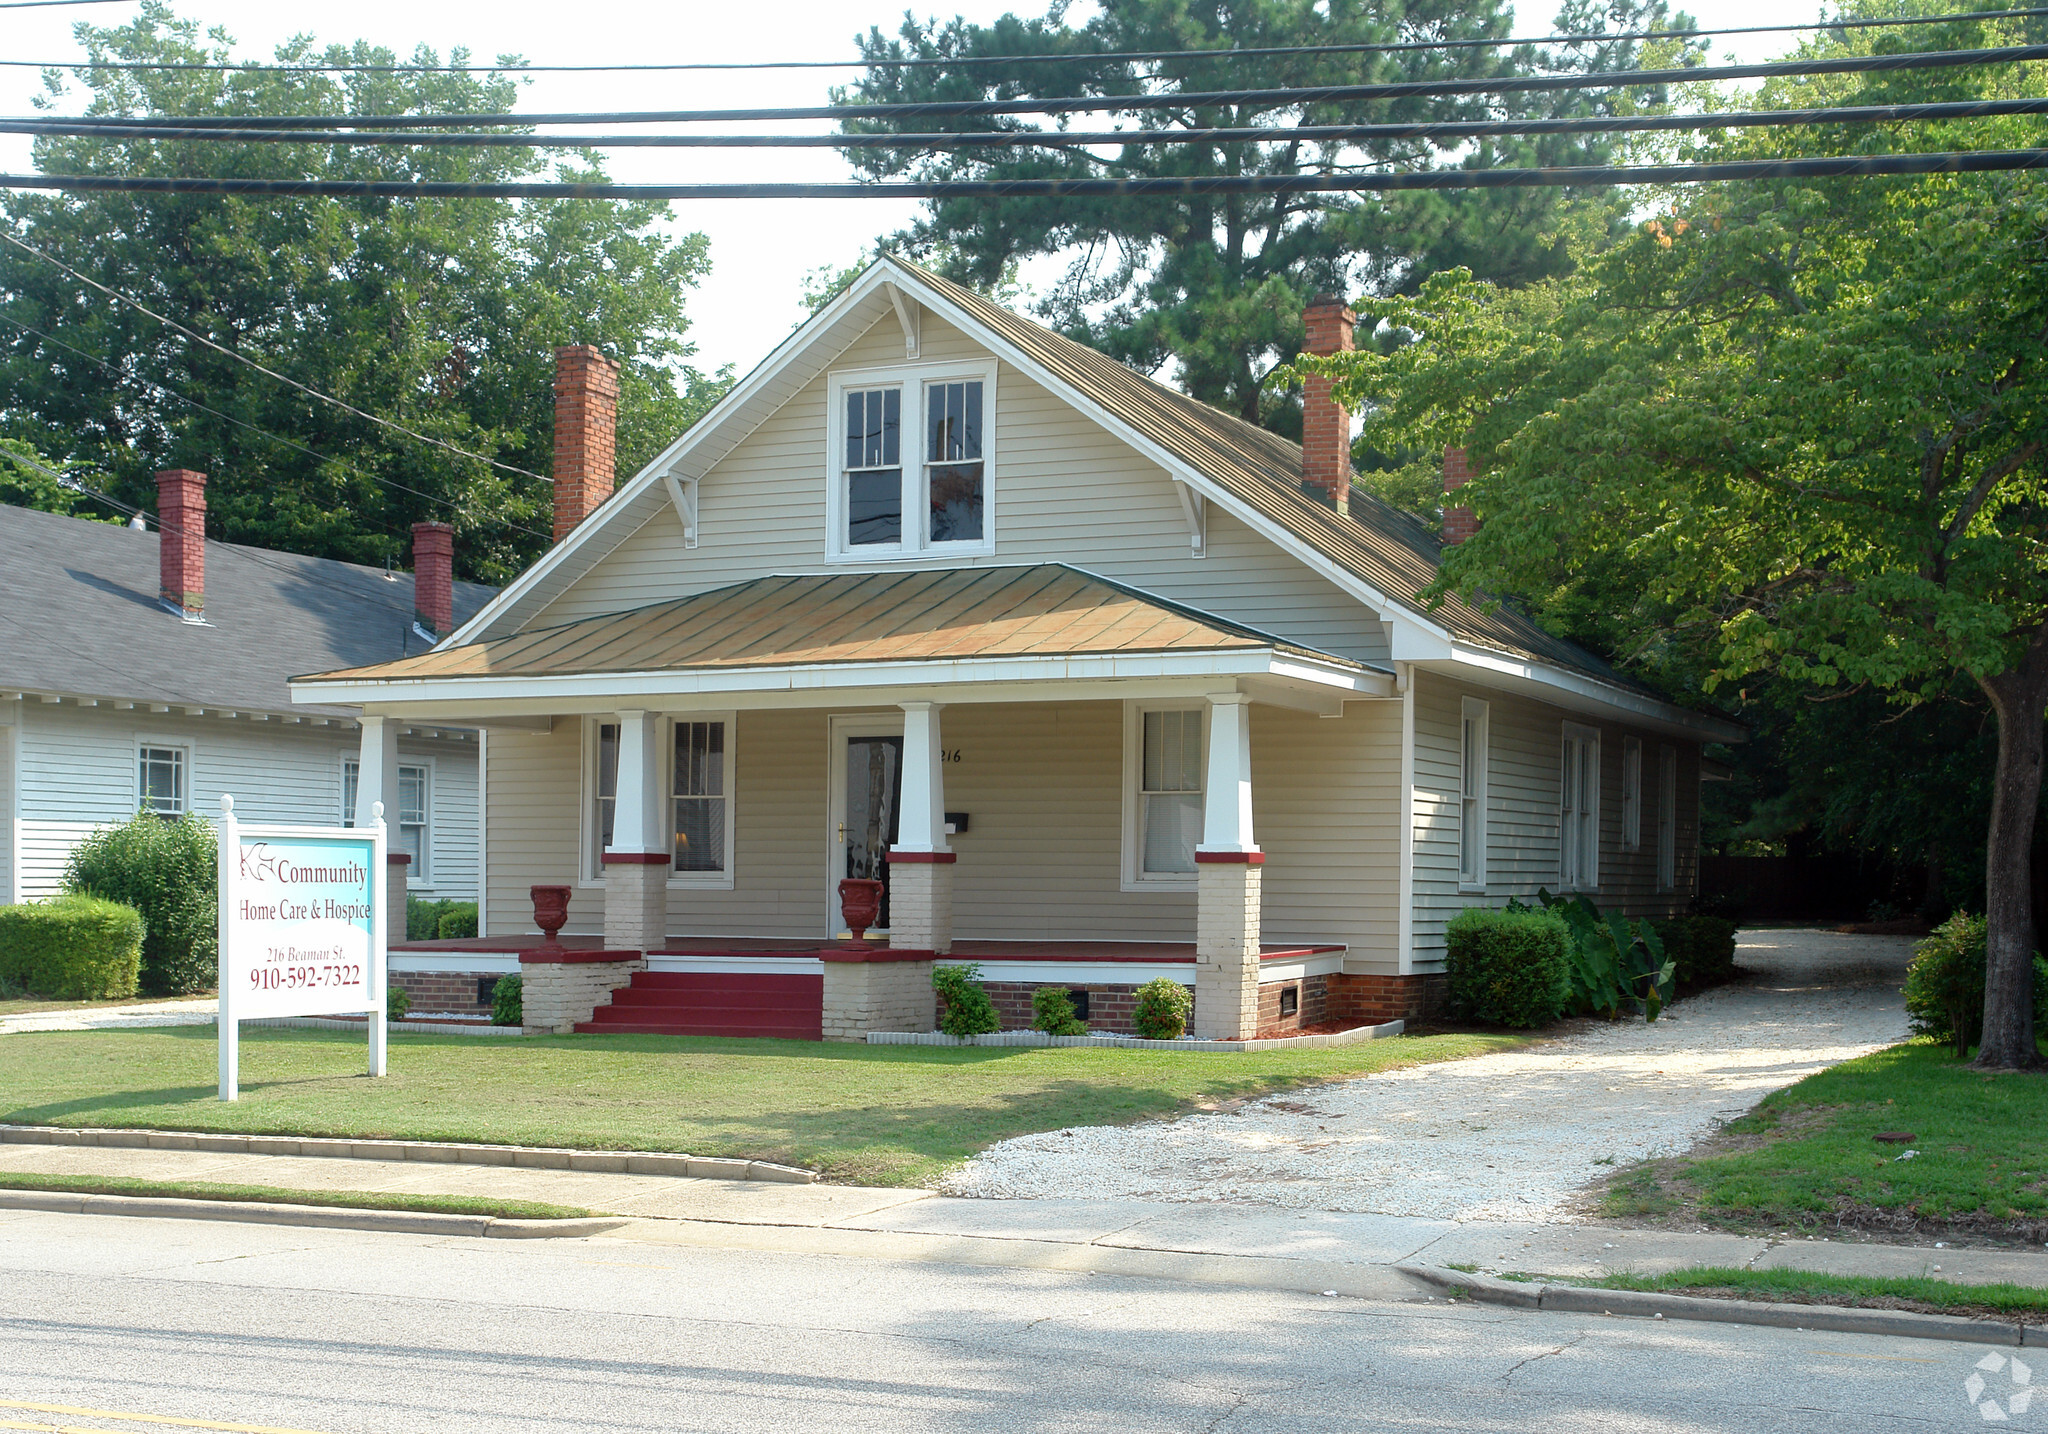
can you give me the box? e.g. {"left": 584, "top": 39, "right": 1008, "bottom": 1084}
{"left": 1553, "top": 1266, "right": 2048, "bottom": 1321}
{"left": 0, "top": 994, "right": 212, "bottom": 1018}
{"left": 0, "top": 1171, "right": 591, "bottom": 1220}
{"left": 0, "top": 1024, "right": 1524, "bottom": 1187}
{"left": 1603, "top": 1040, "right": 2048, "bottom": 1236}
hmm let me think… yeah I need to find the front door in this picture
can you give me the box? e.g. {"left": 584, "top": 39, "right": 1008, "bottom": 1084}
{"left": 827, "top": 717, "right": 904, "bottom": 936}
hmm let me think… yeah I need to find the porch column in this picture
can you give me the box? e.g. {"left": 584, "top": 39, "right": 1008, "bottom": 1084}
{"left": 888, "top": 701, "right": 954, "bottom": 953}
{"left": 1193, "top": 693, "right": 1261, "bottom": 1041}
{"left": 602, "top": 710, "right": 668, "bottom": 954}
{"left": 355, "top": 715, "right": 408, "bottom": 944}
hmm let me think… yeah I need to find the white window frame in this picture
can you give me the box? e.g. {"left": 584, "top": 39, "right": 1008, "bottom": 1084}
{"left": 1458, "top": 697, "right": 1489, "bottom": 891}
{"left": 1120, "top": 700, "right": 1209, "bottom": 892}
{"left": 136, "top": 738, "right": 191, "bottom": 817}
{"left": 1657, "top": 745, "right": 1679, "bottom": 892}
{"left": 1621, "top": 735, "right": 1643, "bottom": 851}
{"left": 581, "top": 714, "right": 738, "bottom": 890}
{"left": 825, "top": 358, "right": 998, "bottom": 562}
{"left": 342, "top": 755, "right": 433, "bottom": 887}
{"left": 1560, "top": 721, "right": 1602, "bottom": 892}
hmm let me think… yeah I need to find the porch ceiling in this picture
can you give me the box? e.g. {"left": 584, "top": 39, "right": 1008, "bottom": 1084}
{"left": 292, "top": 565, "right": 1387, "bottom": 709}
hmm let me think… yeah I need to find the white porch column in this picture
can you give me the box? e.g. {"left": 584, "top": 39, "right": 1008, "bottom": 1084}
{"left": 1193, "top": 693, "right": 1261, "bottom": 1041}
{"left": 355, "top": 715, "right": 408, "bottom": 945}
{"left": 603, "top": 710, "right": 669, "bottom": 953}
{"left": 888, "top": 701, "right": 954, "bottom": 953}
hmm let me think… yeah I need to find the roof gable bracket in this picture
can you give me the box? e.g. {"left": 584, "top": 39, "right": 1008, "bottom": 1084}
{"left": 884, "top": 282, "right": 921, "bottom": 359}
{"left": 1173, "top": 480, "right": 1207, "bottom": 558}
{"left": 661, "top": 471, "right": 699, "bottom": 549}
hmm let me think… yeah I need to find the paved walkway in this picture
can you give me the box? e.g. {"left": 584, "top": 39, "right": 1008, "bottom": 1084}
{"left": 0, "top": 997, "right": 216, "bottom": 1036}
{"left": 943, "top": 929, "right": 1918, "bottom": 1219}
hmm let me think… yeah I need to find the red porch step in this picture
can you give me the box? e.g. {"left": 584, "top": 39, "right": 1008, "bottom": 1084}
{"left": 574, "top": 970, "right": 824, "bottom": 1040}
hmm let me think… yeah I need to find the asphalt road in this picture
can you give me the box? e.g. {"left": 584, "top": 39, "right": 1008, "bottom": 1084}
{"left": 0, "top": 1210, "right": 2016, "bottom": 1432}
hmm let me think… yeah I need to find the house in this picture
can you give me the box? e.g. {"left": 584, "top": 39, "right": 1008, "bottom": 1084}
{"left": 0, "top": 481, "right": 493, "bottom": 947}
{"left": 291, "top": 260, "right": 1743, "bottom": 1041}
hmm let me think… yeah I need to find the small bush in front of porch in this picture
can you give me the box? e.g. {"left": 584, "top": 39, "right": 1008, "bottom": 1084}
{"left": 933, "top": 963, "right": 999, "bottom": 1037}
{"left": 491, "top": 973, "right": 523, "bottom": 1027}
{"left": 1031, "top": 986, "right": 1088, "bottom": 1036}
{"left": 1444, "top": 908, "right": 1571, "bottom": 1028}
{"left": 1131, "top": 977, "right": 1192, "bottom": 1040}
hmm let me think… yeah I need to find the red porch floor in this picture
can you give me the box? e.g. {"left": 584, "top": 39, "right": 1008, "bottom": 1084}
{"left": 391, "top": 935, "right": 1344, "bottom": 961}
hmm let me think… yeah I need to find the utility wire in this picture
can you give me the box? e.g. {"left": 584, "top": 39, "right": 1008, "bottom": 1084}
{"left": 0, "top": 310, "right": 555, "bottom": 543}
{"left": 31, "top": 43, "right": 2047, "bottom": 129}
{"left": 0, "top": 231, "right": 553, "bottom": 490}
{"left": 11, "top": 96, "right": 2046, "bottom": 150}
{"left": 4, "top": 147, "right": 2045, "bottom": 199}
{"left": 0, "top": 0, "right": 129, "bottom": 8}
{"left": 10, "top": 6, "right": 2048, "bottom": 72}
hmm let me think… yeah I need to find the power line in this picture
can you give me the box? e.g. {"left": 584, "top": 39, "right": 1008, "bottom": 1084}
{"left": 10, "top": 96, "right": 2045, "bottom": 151}
{"left": 5, "top": 147, "right": 2044, "bottom": 199}
{"left": 0, "top": 231, "right": 553, "bottom": 490}
{"left": 9, "top": 6, "right": 2047, "bottom": 73}
{"left": 35, "top": 43, "right": 2045, "bottom": 129}
{"left": 0, "top": 0, "right": 129, "bottom": 8}
{"left": 0, "top": 310, "right": 555, "bottom": 543}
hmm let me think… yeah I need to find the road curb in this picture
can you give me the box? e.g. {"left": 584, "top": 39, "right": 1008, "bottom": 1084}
{"left": 0, "top": 1188, "right": 628, "bottom": 1238}
{"left": 0, "top": 1123, "right": 817, "bottom": 1184}
{"left": 1397, "top": 1264, "right": 2032, "bottom": 1347}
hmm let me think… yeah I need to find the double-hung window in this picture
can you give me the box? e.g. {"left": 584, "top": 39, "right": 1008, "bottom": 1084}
{"left": 138, "top": 744, "right": 187, "bottom": 817}
{"left": 1458, "top": 698, "right": 1489, "bottom": 889}
{"left": 1125, "top": 705, "right": 1204, "bottom": 885}
{"left": 831, "top": 364, "right": 995, "bottom": 557}
{"left": 1560, "top": 723, "right": 1601, "bottom": 891}
{"left": 1656, "top": 746, "right": 1679, "bottom": 891}
{"left": 672, "top": 720, "right": 728, "bottom": 874}
{"left": 343, "top": 759, "right": 430, "bottom": 883}
{"left": 586, "top": 717, "right": 734, "bottom": 883}
{"left": 1621, "top": 736, "right": 1643, "bottom": 850}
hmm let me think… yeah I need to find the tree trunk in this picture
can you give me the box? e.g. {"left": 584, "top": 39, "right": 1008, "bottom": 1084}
{"left": 1975, "top": 628, "right": 2048, "bottom": 1071}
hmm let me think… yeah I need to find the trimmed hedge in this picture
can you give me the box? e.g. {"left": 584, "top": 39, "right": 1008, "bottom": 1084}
{"left": 0, "top": 895, "right": 143, "bottom": 1000}
{"left": 64, "top": 812, "right": 216, "bottom": 995}
{"left": 437, "top": 903, "right": 479, "bottom": 940}
{"left": 1654, "top": 915, "right": 1740, "bottom": 986}
{"left": 1445, "top": 907, "right": 1572, "bottom": 1028}
{"left": 1132, "top": 976, "right": 1192, "bottom": 1040}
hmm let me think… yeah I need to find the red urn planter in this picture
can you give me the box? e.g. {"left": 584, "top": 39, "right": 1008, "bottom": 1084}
{"left": 530, "top": 884, "right": 571, "bottom": 950}
{"left": 837, "top": 878, "right": 885, "bottom": 950}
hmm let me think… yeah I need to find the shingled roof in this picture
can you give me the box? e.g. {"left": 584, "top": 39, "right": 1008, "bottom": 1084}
{"left": 0, "top": 503, "right": 494, "bottom": 717}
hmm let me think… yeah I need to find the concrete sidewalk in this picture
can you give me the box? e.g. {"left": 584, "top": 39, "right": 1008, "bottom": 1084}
{"left": 4, "top": 1138, "right": 2043, "bottom": 1291}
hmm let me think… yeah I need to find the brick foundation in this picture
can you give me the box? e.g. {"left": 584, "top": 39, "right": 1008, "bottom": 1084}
{"left": 977, "top": 981, "right": 1162, "bottom": 1036}
{"left": 1326, "top": 972, "right": 1447, "bottom": 1025}
{"left": 1253, "top": 973, "right": 1329, "bottom": 1039}
{"left": 390, "top": 969, "right": 504, "bottom": 1016}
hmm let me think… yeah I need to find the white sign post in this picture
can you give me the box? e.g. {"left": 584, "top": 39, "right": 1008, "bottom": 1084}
{"left": 216, "top": 792, "right": 388, "bottom": 1102}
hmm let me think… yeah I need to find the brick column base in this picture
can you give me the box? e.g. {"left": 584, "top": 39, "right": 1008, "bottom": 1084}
{"left": 885, "top": 856, "right": 953, "bottom": 953}
{"left": 821, "top": 956, "right": 936, "bottom": 1041}
{"left": 1326, "top": 972, "right": 1448, "bottom": 1025}
{"left": 602, "top": 856, "right": 668, "bottom": 953}
{"left": 520, "top": 955, "right": 646, "bottom": 1035}
{"left": 384, "top": 854, "right": 409, "bottom": 948}
{"left": 1193, "top": 860, "right": 1261, "bottom": 1041}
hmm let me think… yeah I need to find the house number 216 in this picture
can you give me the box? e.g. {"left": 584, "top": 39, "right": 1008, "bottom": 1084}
{"left": 942, "top": 749, "right": 962, "bottom": 763}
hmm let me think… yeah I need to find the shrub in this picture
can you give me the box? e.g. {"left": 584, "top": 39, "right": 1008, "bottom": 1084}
{"left": 1512, "top": 890, "right": 1676, "bottom": 1020}
{"left": 1444, "top": 907, "right": 1572, "bottom": 1028}
{"left": 64, "top": 812, "right": 216, "bottom": 995}
{"left": 1654, "top": 915, "right": 1740, "bottom": 986}
{"left": 436, "top": 903, "right": 479, "bottom": 940}
{"left": 1132, "top": 977, "right": 1193, "bottom": 1040}
{"left": 490, "top": 973, "right": 523, "bottom": 1026}
{"left": 0, "top": 895, "right": 143, "bottom": 1000}
{"left": 407, "top": 896, "right": 466, "bottom": 942}
{"left": 932, "top": 962, "right": 1000, "bottom": 1037}
{"left": 1903, "top": 912, "right": 2048, "bottom": 1057}
{"left": 1031, "top": 985, "right": 1088, "bottom": 1036}
{"left": 386, "top": 984, "right": 412, "bottom": 1020}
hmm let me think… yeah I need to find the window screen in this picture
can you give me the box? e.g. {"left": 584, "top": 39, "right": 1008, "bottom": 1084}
{"left": 1141, "top": 709, "right": 1203, "bottom": 874}
{"left": 673, "top": 721, "right": 727, "bottom": 873}
{"left": 925, "top": 379, "right": 984, "bottom": 543}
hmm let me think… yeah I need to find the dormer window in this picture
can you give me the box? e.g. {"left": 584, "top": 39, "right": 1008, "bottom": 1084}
{"left": 828, "top": 360, "right": 996, "bottom": 559}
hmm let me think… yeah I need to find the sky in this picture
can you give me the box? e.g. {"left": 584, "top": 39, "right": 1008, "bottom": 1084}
{"left": 0, "top": 0, "right": 1813, "bottom": 383}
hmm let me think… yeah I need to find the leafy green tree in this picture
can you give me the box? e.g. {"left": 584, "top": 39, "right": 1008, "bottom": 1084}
{"left": 842, "top": 0, "right": 1698, "bottom": 428}
{"left": 1295, "top": 17, "right": 2048, "bottom": 1067}
{"left": 0, "top": 5, "right": 727, "bottom": 583}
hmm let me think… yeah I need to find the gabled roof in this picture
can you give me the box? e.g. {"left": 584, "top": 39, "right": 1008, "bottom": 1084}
{"left": 304, "top": 564, "right": 1362, "bottom": 685}
{"left": 0, "top": 503, "right": 494, "bottom": 717}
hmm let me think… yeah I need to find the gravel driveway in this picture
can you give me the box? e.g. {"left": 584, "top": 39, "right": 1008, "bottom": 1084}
{"left": 942, "top": 928, "right": 1916, "bottom": 1220}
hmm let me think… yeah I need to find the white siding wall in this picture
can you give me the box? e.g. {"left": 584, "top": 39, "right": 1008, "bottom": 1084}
{"left": 10, "top": 701, "right": 479, "bottom": 901}
{"left": 532, "top": 311, "right": 1389, "bottom": 666}
{"left": 0, "top": 699, "right": 17, "bottom": 904}
{"left": 1408, "top": 669, "right": 1703, "bottom": 968}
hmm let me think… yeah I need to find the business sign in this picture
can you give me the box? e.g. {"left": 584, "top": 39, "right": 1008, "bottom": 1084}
{"left": 216, "top": 793, "right": 388, "bottom": 1100}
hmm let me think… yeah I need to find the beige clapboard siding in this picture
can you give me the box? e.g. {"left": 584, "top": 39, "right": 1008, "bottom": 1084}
{"left": 0, "top": 704, "right": 16, "bottom": 903}
{"left": 531, "top": 309, "right": 1388, "bottom": 666}
{"left": 483, "top": 722, "right": 589, "bottom": 938}
{"left": 1408, "top": 670, "right": 1703, "bottom": 965}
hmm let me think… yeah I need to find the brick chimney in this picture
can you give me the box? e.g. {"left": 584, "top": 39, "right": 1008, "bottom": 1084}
{"left": 552, "top": 345, "right": 621, "bottom": 542}
{"left": 1300, "top": 295, "right": 1356, "bottom": 515}
{"left": 154, "top": 468, "right": 206, "bottom": 617}
{"left": 1442, "top": 445, "right": 1479, "bottom": 546}
{"left": 411, "top": 521, "right": 454, "bottom": 635}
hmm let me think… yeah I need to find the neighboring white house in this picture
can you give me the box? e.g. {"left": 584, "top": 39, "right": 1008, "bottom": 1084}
{"left": 0, "top": 485, "right": 492, "bottom": 913}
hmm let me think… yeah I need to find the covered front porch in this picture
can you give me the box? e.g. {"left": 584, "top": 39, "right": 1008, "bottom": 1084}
{"left": 296, "top": 567, "right": 1404, "bottom": 1042}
